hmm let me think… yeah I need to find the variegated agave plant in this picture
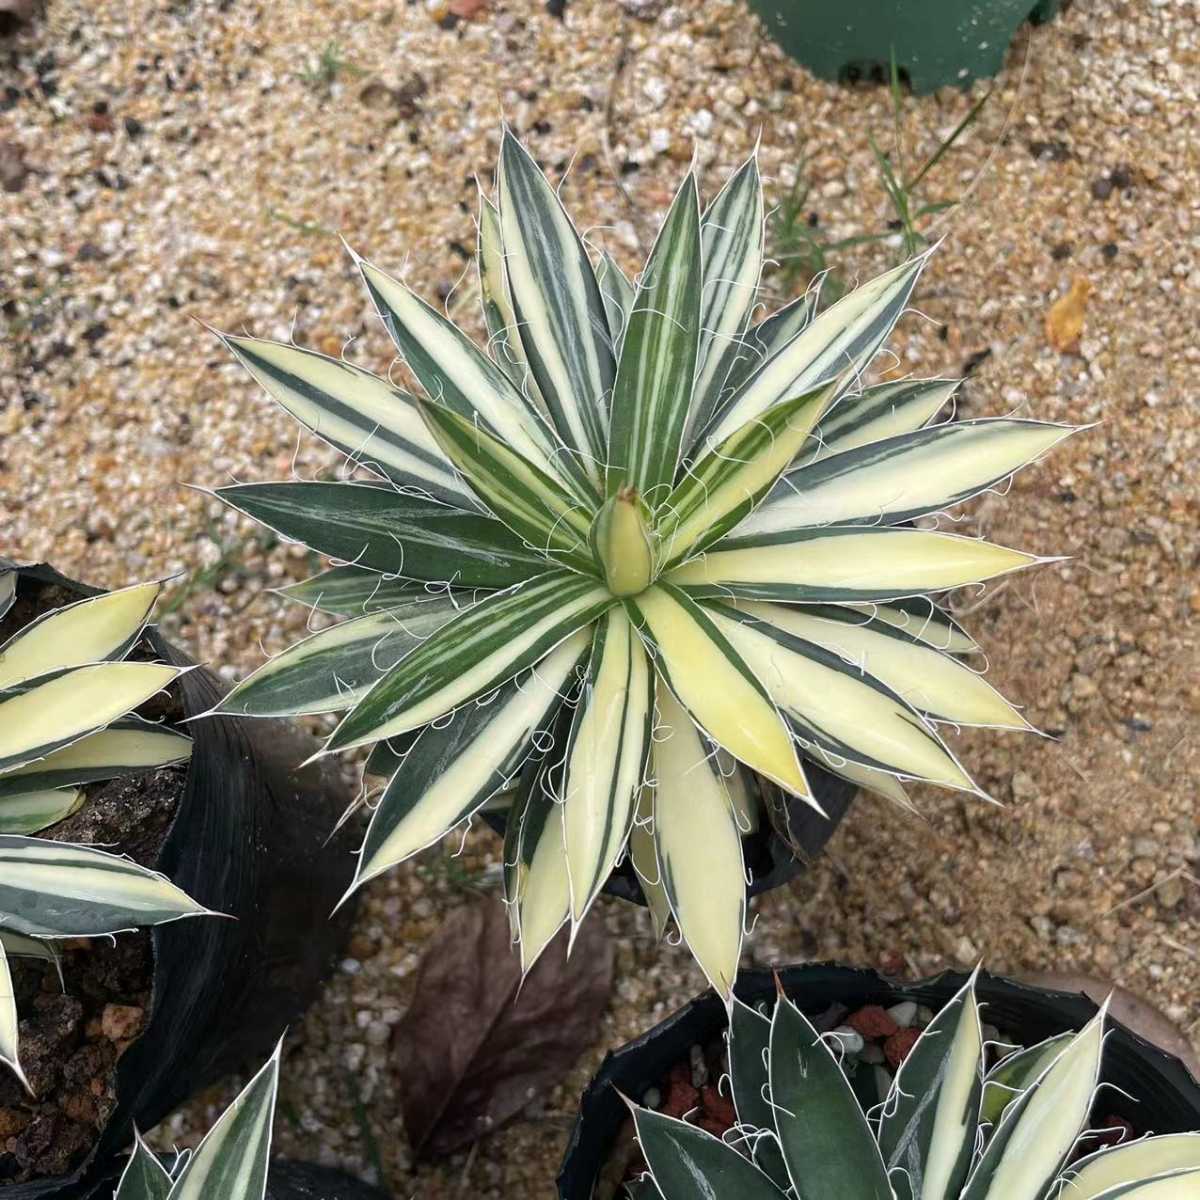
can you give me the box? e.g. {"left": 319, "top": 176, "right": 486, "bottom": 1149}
{"left": 0, "top": 571, "right": 207, "bottom": 1091}
{"left": 209, "top": 130, "right": 1076, "bottom": 997}
{"left": 629, "top": 975, "right": 1200, "bottom": 1200}
{"left": 114, "top": 1040, "right": 280, "bottom": 1200}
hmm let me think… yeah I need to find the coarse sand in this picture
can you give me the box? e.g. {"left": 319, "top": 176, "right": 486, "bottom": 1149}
{"left": 1, "top": 0, "right": 1197, "bottom": 1195}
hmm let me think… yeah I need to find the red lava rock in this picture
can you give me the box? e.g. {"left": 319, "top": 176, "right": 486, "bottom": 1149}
{"left": 698, "top": 1085, "right": 737, "bottom": 1136}
{"left": 846, "top": 1005, "right": 899, "bottom": 1040}
{"left": 884, "top": 1027, "right": 921, "bottom": 1068}
{"left": 660, "top": 1061, "right": 699, "bottom": 1118}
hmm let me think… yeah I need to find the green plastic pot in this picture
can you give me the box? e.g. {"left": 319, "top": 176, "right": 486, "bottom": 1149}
{"left": 749, "top": 0, "right": 1062, "bottom": 93}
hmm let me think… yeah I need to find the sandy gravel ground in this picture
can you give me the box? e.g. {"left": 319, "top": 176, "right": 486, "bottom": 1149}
{"left": 2, "top": 0, "right": 1197, "bottom": 1195}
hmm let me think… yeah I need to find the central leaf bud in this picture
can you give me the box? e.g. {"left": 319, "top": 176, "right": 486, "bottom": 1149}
{"left": 591, "top": 486, "right": 656, "bottom": 597}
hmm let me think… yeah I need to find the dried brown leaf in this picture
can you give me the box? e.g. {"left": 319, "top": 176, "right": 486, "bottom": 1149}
{"left": 393, "top": 897, "right": 613, "bottom": 1158}
{"left": 1045, "top": 275, "right": 1091, "bottom": 354}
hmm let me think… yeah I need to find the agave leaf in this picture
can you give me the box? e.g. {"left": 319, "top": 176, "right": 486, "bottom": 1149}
{"left": 605, "top": 173, "right": 702, "bottom": 506}
{"left": 216, "top": 332, "right": 479, "bottom": 510}
{"left": 1056, "top": 1135, "right": 1200, "bottom": 1199}
{"left": 0, "top": 581, "right": 161, "bottom": 690}
{"left": 0, "top": 721, "right": 192, "bottom": 799}
{"left": 625, "top": 583, "right": 809, "bottom": 800}
{"left": 728, "top": 998, "right": 791, "bottom": 1188}
{"left": 0, "top": 936, "right": 29, "bottom": 1093}
{"left": 708, "top": 602, "right": 974, "bottom": 789}
{"left": 562, "top": 609, "right": 653, "bottom": 926}
{"left": 0, "top": 788, "right": 84, "bottom": 835}
{"left": 356, "top": 252, "right": 588, "bottom": 500}
{"left": 632, "top": 1105, "right": 788, "bottom": 1200}
{"left": 808, "top": 378, "right": 958, "bottom": 463}
{"left": 651, "top": 683, "right": 747, "bottom": 1001}
{"left": 167, "top": 1042, "right": 280, "bottom": 1200}
{"left": 628, "top": 785, "right": 671, "bottom": 940}
{"left": 215, "top": 481, "right": 545, "bottom": 589}
{"left": 0, "top": 836, "right": 210, "bottom": 938}
{"left": 688, "top": 155, "right": 765, "bottom": 443}
{"left": 0, "top": 662, "right": 182, "bottom": 776}
{"left": 416, "top": 398, "right": 596, "bottom": 569}
{"left": 980, "top": 1031, "right": 1073, "bottom": 1124}
{"left": 498, "top": 129, "right": 615, "bottom": 485}
{"left": 658, "top": 379, "right": 839, "bottom": 566}
{"left": 114, "top": 1132, "right": 173, "bottom": 1200}
{"left": 477, "top": 193, "right": 543, "bottom": 406}
{"left": 837, "top": 597, "right": 980, "bottom": 655}
{"left": 275, "top": 565, "right": 422, "bottom": 616}
{"left": 878, "top": 973, "right": 984, "bottom": 1200}
{"left": 734, "top": 601, "right": 1027, "bottom": 729}
{"left": 960, "top": 1012, "right": 1105, "bottom": 1200}
{"left": 325, "top": 572, "right": 610, "bottom": 752}
{"left": 0, "top": 930, "right": 60, "bottom": 964}
{"left": 703, "top": 253, "right": 928, "bottom": 446}
{"left": 669, "top": 526, "right": 1041, "bottom": 603}
{"left": 216, "top": 597, "right": 461, "bottom": 718}
{"left": 352, "top": 629, "right": 589, "bottom": 890}
{"left": 814, "top": 756, "right": 912, "bottom": 810}
{"left": 504, "top": 740, "right": 572, "bottom": 975}
{"left": 1088, "top": 1171, "right": 1200, "bottom": 1199}
{"left": 743, "top": 418, "right": 1078, "bottom": 534}
{"left": 0, "top": 571, "right": 14, "bottom": 622}
{"left": 768, "top": 994, "right": 893, "bottom": 1200}
{"left": 595, "top": 250, "right": 634, "bottom": 356}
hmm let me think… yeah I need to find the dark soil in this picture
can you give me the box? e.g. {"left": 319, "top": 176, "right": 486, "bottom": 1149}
{"left": 0, "top": 579, "right": 187, "bottom": 1185}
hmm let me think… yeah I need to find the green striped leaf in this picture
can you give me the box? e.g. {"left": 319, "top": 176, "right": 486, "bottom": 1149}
{"left": 703, "top": 252, "right": 929, "bottom": 446}
{"left": 498, "top": 129, "right": 615, "bottom": 483}
{"left": 1055, "top": 1136, "right": 1200, "bottom": 1200}
{"left": 356, "top": 252, "right": 589, "bottom": 500}
{"left": 0, "top": 571, "right": 14, "bottom": 622}
{"left": 669, "top": 526, "right": 1042, "bottom": 603}
{"left": 625, "top": 584, "right": 809, "bottom": 800}
{"left": 1088, "top": 1172, "right": 1200, "bottom": 1199}
{"left": 657, "top": 379, "right": 839, "bottom": 566}
{"left": 477, "top": 192, "right": 543, "bottom": 406}
{"left": 1, "top": 936, "right": 29, "bottom": 1093}
{"left": 707, "top": 602, "right": 974, "bottom": 789}
{"left": 735, "top": 601, "right": 1027, "bottom": 729}
{"left": 0, "top": 662, "right": 182, "bottom": 776}
{"left": 743, "top": 418, "right": 1077, "bottom": 534}
{"left": 275, "top": 565, "right": 422, "bottom": 616}
{"left": 878, "top": 973, "right": 984, "bottom": 1200}
{"left": 768, "top": 994, "right": 893, "bottom": 1200}
{"left": 353, "top": 630, "right": 587, "bottom": 889}
{"left": 0, "top": 721, "right": 192, "bottom": 799}
{"left": 326, "top": 572, "right": 610, "bottom": 752}
{"left": 981, "top": 1031, "right": 1073, "bottom": 1124}
{"left": 808, "top": 378, "right": 958, "bottom": 463}
{"left": 689, "top": 155, "right": 764, "bottom": 442}
{"left": 818, "top": 756, "right": 913, "bottom": 810}
{"left": 728, "top": 998, "right": 791, "bottom": 1188}
{"left": 0, "top": 836, "right": 210, "bottom": 938}
{"left": 628, "top": 785, "right": 671, "bottom": 940}
{"left": 652, "top": 682, "right": 747, "bottom": 1002}
{"left": 837, "top": 597, "right": 980, "bottom": 655}
{"left": 167, "top": 1042, "right": 280, "bottom": 1200}
{"left": 562, "top": 609, "right": 653, "bottom": 926}
{"left": 216, "top": 597, "right": 461, "bottom": 718}
{"left": 416, "top": 399, "right": 596, "bottom": 569}
{"left": 215, "top": 481, "right": 544, "bottom": 588}
{"left": 596, "top": 251, "right": 634, "bottom": 356}
{"left": 216, "top": 332, "right": 478, "bottom": 510}
{"left": 632, "top": 1105, "right": 788, "bottom": 1200}
{"left": 606, "top": 173, "right": 702, "bottom": 506}
{"left": 0, "top": 788, "right": 84, "bottom": 835}
{"left": 0, "top": 930, "right": 60, "bottom": 965}
{"left": 961, "top": 1012, "right": 1105, "bottom": 1200}
{"left": 0, "top": 581, "right": 161, "bottom": 690}
{"left": 114, "top": 1133, "right": 172, "bottom": 1200}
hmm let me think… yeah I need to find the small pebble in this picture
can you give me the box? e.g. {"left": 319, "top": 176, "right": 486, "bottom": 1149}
{"left": 887, "top": 1001, "right": 918, "bottom": 1029}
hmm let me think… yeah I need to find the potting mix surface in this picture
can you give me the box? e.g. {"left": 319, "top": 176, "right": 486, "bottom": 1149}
{"left": 1, "top": 0, "right": 1197, "bottom": 1195}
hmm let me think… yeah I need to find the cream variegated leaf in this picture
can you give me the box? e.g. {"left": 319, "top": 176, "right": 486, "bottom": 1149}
{"left": 651, "top": 683, "right": 746, "bottom": 1001}
{"left": 0, "top": 937, "right": 29, "bottom": 1093}
{"left": 807, "top": 377, "right": 958, "bottom": 463}
{"left": 837, "top": 597, "right": 980, "bottom": 655}
{"left": 1056, "top": 1136, "right": 1200, "bottom": 1200}
{"left": 596, "top": 251, "right": 634, "bottom": 357}
{"left": 275, "top": 565, "right": 423, "bottom": 617}
{"left": 0, "top": 787, "right": 84, "bottom": 835}
{"left": 628, "top": 785, "right": 671, "bottom": 940}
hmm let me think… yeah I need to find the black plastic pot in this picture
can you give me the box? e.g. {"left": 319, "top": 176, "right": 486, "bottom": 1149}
{"left": 266, "top": 1161, "right": 390, "bottom": 1199}
{"left": 559, "top": 964, "right": 1200, "bottom": 1200}
{"left": 3, "top": 563, "right": 358, "bottom": 1199}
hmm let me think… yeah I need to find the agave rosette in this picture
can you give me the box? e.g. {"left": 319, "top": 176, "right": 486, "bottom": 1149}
{"left": 209, "top": 130, "right": 1075, "bottom": 997}
{"left": 629, "top": 974, "right": 1200, "bottom": 1199}
{"left": 0, "top": 571, "right": 205, "bottom": 1091}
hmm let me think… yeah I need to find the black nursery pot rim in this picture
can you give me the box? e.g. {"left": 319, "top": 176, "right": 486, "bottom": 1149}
{"left": 558, "top": 962, "right": 1200, "bottom": 1200}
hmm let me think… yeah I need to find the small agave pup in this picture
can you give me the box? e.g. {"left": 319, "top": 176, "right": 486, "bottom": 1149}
{"left": 628, "top": 975, "right": 1200, "bottom": 1200}
{"left": 113, "top": 1041, "right": 281, "bottom": 1200}
{"left": 0, "top": 573, "right": 209, "bottom": 1091}
{"left": 207, "top": 129, "right": 1078, "bottom": 998}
